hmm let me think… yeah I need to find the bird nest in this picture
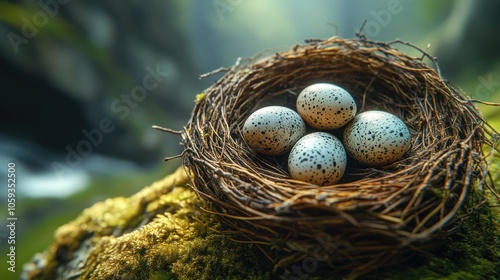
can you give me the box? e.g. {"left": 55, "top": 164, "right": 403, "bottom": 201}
{"left": 160, "top": 36, "right": 499, "bottom": 277}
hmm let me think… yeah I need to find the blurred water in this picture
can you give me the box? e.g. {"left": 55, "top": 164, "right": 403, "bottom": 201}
{"left": 0, "top": 134, "right": 144, "bottom": 198}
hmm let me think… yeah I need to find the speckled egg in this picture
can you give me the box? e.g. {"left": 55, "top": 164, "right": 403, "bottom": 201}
{"left": 296, "top": 83, "right": 357, "bottom": 129}
{"left": 242, "top": 106, "right": 306, "bottom": 155}
{"left": 343, "top": 110, "right": 411, "bottom": 166}
{"left": 288, "top": 132, "right": 347, "bottom": 185}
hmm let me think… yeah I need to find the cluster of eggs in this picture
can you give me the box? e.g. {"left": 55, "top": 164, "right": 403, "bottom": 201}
{"left": 242, "top": 83, "right": 411, "bottom": 186}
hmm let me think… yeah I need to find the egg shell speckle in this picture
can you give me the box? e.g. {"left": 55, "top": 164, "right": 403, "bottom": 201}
{"left": 296, "top": 83, "right": 357, "bottom": 129}
{"left": 343, "top": 110, "right": 411, "bottom": 166}
{"left": 288, "top": 132, "right": 347, "bottom": 185}
{"left": 242, "top": 106, "right": 306, "bottom": 155}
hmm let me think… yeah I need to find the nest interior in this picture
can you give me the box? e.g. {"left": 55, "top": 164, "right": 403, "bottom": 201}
{"left": 180, "top": 36, "right": 498, "bottom": 275}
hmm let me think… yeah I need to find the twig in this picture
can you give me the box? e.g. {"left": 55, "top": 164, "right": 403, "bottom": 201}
{"left": 151, "top": 125, "right": 182, "bottom": 134}
{"left": 199, "top": 67, "right": 230, "bottom": 79}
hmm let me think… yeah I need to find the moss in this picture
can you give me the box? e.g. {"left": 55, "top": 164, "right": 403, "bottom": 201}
{"left": 81, "top": 187, "right": 270, "bottom": 279}
{"left": 24, "top": 167, "right": 270, "bottom": 280}
{"left": 195, "top": 92, "right": 206, "bottom": 103}
{"left": 171, "top": 235, "right": 271, "bottom": 279}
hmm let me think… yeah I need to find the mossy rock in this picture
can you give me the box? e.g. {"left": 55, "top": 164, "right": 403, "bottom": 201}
{"left": 22, "top": 167, "right": 500, "bottom": 279}
{"left": 22, "top": 167, "right": 270, "bottom": 280}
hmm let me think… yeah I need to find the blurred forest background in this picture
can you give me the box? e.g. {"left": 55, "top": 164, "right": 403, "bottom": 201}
{"left": 0, "top": 0, "right": 499, "bottom": 278}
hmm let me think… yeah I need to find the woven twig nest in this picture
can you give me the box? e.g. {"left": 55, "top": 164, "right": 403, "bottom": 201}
{"left": 174, "top": 36, "right": 498, "bottom": 276}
